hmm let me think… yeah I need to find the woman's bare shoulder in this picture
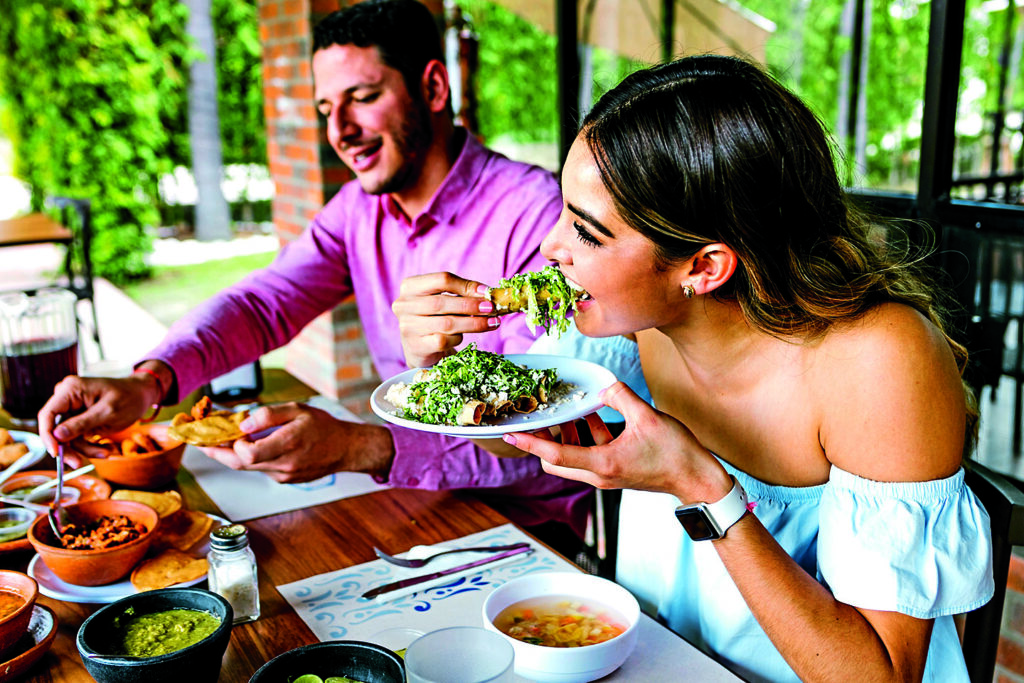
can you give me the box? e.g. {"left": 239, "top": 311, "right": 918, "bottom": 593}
{"left": 814, "top": 302, "right": 965, "bottom": 481}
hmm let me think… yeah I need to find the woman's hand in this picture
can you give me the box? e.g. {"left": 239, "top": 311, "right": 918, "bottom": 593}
{"left": 391, "top": 272, "right": 500, "bottom": 368}
{"left": 504, "top": 382, "right": 730, "bottom": 500}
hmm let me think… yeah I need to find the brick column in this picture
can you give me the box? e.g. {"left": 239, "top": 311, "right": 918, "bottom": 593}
{"left": 258, "top": 0, "right": 379, "bottom": 416}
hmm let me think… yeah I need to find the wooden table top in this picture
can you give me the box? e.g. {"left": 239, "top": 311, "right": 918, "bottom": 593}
{"left": 0, "top": 213, "right": 73, "bottom": 248}
{"left": 3, "top": 464, "right": 509, "bottom": 682}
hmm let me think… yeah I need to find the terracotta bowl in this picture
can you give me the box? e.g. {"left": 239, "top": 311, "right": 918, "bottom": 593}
{"left": 86, "top": 424, "right": 185, "bottom": 489}
{"left": 0, "top": 570, "right": 38, "bottom": 656}
{"left": 27, "top": 500, "right": 159, "bottom": 587}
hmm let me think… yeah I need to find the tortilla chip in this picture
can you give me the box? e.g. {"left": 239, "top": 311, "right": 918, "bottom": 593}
{"left": 0, "top": 443, "right": 29, "bottom": 467}
{"left": 131, "top": 548, "right": 209, "bottom": 592}
{"left": 0, "top": 429, "right": 13, "bottom": 447}
{"left": 111, "top": 489, "right": 183, "bottom": 518}
{"left": 152, "top": 509, "right": 215, "bottom": 552}
{"left": 168, "top": 410, "right": 248, "bottom": 447}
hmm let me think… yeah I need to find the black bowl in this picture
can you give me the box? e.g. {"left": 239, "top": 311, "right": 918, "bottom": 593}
{"left": 76, "top": 587, "right": 233, "bottom": 683}
{"left": 249, "top": 641, "right": 405, "bottom": 683}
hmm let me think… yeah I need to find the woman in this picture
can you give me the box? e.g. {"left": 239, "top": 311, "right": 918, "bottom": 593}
{"left": 392, "top": 55, "right": 992, "bottom": 682}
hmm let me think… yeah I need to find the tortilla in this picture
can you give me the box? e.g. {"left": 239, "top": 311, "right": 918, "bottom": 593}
{"left": 111, "top": 490, "right": 183, "bottom": 518}
{"left": 168, "top": 411, "right": 247, "bottom": 447}
{"left": 130, "top": 548, "right": 209, "bottom": 592}
{"left": 151, "top": 509, "right": 215, "bottom": 552}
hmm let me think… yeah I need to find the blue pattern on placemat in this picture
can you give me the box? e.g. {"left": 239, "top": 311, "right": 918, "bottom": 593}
{"left": 277, "top": 524, "right": 576, "bottom": 641}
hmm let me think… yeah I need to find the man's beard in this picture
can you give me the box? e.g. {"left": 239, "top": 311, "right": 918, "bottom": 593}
{"left": 367, "top": 97, "right": 433, "bottom": 196}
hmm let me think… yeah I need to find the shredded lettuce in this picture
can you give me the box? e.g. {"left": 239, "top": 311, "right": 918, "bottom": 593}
{"left": 399, "top": 344, "right": 557, "bottom": 425}
{"left": 493, "top": 265, "right": 582, "bottom": 337}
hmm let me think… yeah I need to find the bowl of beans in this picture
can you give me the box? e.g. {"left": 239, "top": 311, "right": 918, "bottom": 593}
{"left": 27, "top": 499, "right": 159, "bottom": 586}
{"left": 481, "top": 571, "right": 641, "bottom": 683}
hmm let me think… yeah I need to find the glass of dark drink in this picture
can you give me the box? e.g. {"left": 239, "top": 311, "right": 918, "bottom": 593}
{"left": 0, "top": 289, "right": 79, "bottom": 422}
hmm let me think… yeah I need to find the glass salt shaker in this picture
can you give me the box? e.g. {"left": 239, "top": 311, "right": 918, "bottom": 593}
{"left": 207, "top": 524, "right": 260, "bottom": 624}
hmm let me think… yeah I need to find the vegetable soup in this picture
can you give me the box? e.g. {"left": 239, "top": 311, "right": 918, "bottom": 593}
{"left": 492, "top": 595, "right": 627, "bottom": 648}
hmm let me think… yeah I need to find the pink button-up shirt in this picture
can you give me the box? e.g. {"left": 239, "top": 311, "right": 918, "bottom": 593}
{"left": 144, "top": 131, "right": 592, "bottom": 534}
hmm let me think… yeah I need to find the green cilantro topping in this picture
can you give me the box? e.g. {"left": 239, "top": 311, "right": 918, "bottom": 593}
{"left": 494, "top": 265, "right": 582, "bottom": 337}
{"left": 400, "top": 344, "right": 558, "bottom": 425}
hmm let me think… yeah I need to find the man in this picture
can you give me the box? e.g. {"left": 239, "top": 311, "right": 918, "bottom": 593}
{"left": 39, "top": 0, "right": 591, "bottom": 551}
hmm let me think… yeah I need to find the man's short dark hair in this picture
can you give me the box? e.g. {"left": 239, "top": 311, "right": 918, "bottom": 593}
{"left": 313, "top": 0, "right": 445, "bottom": 96}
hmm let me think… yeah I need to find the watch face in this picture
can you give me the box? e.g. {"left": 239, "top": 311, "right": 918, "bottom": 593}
{"left": 675, "top": 506, "right": 721, "bottom": 541}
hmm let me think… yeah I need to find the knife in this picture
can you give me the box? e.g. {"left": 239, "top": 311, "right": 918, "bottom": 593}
{"left": 361, "top": 544, "right": 534, "bottom": 599}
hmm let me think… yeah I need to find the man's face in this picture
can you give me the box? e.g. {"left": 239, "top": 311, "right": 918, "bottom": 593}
{"left": 313, "top": 44, "right": 433, "bottom": 196}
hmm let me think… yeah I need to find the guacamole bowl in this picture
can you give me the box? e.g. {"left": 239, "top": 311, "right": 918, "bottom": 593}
{"left": 249, "top": 641, "right": 405, "bottom": 683}
{"left": 76, "top": 587, "right": 232, "bottom": 683}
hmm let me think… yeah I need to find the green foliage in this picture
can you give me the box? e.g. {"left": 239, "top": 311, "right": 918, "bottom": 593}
{"left": 460, "top": 0, "right": 559, "bottom": 144}
{"left": 0, "top": 0, "right": 266, "bottom": 284}
{"left": 214, "top": 0, "right": 266, "bottom": 166}
{"left": 0, "top": 0, "right": 188, "bottom": 283}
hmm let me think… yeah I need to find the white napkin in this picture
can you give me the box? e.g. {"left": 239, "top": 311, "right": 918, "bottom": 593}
{"left": 362, "top": 541, "right": 533, "bottom": 603}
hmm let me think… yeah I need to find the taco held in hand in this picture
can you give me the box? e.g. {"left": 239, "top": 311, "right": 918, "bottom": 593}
{"left": 487, "top": 265, "right": 589, "bottom": 336}
{"left": 168, "top": 397, "right": 248, "bottom": 447}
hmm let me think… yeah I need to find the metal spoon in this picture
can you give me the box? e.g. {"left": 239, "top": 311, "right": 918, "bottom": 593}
{"left": 0, "top": 496, "right": 50, "bottom": 514}
{"left": 24, "top": 464, "right": 95, "bottom": 498}
{"left": 47, "top": 415, "right": 71, "bottom": 539}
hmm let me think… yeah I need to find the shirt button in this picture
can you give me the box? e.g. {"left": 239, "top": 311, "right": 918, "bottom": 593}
{"left": 407, "top": 477, "right": 420, "bottom": 486}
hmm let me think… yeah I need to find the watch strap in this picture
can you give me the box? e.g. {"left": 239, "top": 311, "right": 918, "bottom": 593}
{"left": 704, "top": 476, "right": 748, "bottom": 534}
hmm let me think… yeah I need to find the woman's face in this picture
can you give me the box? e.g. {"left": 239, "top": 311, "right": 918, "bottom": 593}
{"left": 541, "top": 137, "right": 688, "bottom": 338}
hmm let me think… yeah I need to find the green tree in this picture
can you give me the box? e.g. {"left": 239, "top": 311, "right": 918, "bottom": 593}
{"left": 0, "top": 0, "right": 191, "bottom": 283}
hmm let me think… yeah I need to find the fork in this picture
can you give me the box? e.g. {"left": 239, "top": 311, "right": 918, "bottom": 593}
{"left": 373, "top": 542, "right": 532, "bottom": 568}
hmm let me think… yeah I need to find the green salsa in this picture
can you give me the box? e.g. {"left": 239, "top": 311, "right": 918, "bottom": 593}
{"left": 113, "top": 607, "right": 221, "bottom": 657}
{"left": 0, "top": 519, "right": 27, "bottom": 542}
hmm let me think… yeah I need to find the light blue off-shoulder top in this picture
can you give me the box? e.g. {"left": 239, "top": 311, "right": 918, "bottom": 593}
{"left": 616, "top": 460, "right": 994, "bottom": 683}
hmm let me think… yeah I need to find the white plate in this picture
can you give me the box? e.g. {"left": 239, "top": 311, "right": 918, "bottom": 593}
{"left": 370, "top": 354, "right": 617, "bottom": 438}
{"left": 28, "top": 513, "right": 229, "bottom": 604}
{"left": 1, "top": 431, "right": 47, "bottom": 470}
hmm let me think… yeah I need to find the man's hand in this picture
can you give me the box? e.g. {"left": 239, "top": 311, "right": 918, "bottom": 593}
{"left": 391, "top": 271, "right": 500, "bottom": 368}
{"left": 199, "top": 402, "right": 396, "bottom": 483}
{"left": 38, "top": 372, "right": 164, "bottom": 462}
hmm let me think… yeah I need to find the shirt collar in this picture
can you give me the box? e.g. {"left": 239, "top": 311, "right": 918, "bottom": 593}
{"left": 381, "top": 127, "right": 484, "bottom": 234}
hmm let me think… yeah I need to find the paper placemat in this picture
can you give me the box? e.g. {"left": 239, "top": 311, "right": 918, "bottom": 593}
{"left": 181, "top": 396, "right": 387, "bottom": 521}
{"left": 278, "top": 524, "right": 567, "bottom": 640}
{"left": 277, "top": 523, "right": 741, "bottom": 681}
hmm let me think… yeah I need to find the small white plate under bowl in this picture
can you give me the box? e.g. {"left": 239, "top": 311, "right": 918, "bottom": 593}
{"left": 28, "top": 513, "right": 228, "bottom": 604}
{"left": 370, "top": 354, "right": 617, "bottom": 438}
{"left": 1, "top": 431, "right": 47, "bottom": 470}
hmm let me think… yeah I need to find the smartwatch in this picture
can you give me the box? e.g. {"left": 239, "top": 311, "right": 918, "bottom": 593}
{"left": 674, "top": 476, "right": 749, "bottom": 541}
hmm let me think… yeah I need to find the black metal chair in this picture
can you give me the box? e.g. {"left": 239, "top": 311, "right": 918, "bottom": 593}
{"left": 45, "top": 196, "right": 102, "bottom": 360}
{"left": 961, "top": 459, "right": 1024, "bottom": 682}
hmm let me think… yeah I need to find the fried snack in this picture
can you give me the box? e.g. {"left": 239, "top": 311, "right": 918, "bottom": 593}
{"left": 130, "top": 548, "right": 209, "bottom": 592}
{"left": 132, "top": 431, "right": 162, "bottom": 453}
{"left": 0, "top": 443, "right": 29, "bottom": 467}
{"left": 151, "top": 509, "right": 215, "bottom": 552}
{"left": 0, "top": 428, "right": 13, "bottom": 447}
{"left": 111, "top": 489, "right": 183, "bottom": 518}
{"left": 169, "top": 412, "right": 247, "bottom": 447}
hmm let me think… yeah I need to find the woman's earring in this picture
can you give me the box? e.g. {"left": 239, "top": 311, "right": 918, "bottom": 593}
{"left": 683, "top": 285, "right": 695, "bottom": 299}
